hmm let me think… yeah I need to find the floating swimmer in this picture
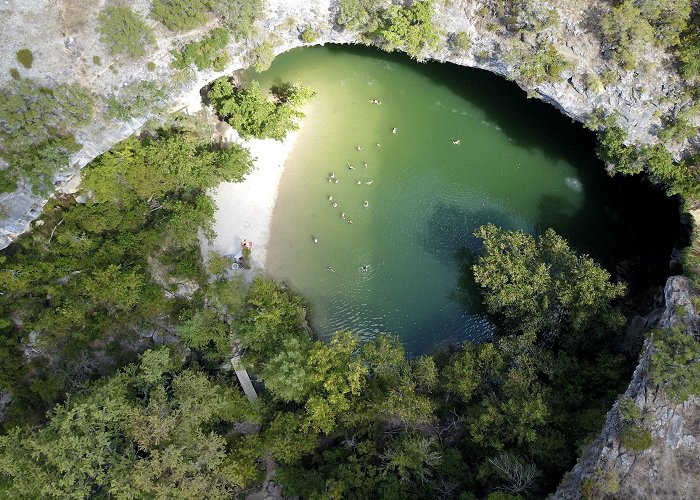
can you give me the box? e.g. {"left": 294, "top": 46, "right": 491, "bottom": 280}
{"left": 363, "top": 201, "right": 369, "bottom": 208}
{"left": 452, "top": 139, "right": 461, "bottom": 145}
{"left": 330, "top": 173, "right": 335, "bottom": 178}
{"left": 326, "top": 266, "right": 335, "bottom": 272}
{"left": 347, "top": 220, "right": 353, "bottom": 224}
{"left": 365, "top": 180, "right": 374, "bottom": 185}
{"left": 357, "top": 180, "right": 362, "bottom": 185}
{"left": 363, "top": 161, "right": 368, "bottom": 168}
{"left": 334, "top": 179, "right": 339, "bottom": 183}
{"left": 356, "top": 146, "right": 363, "bottom": 151}
{"left": 376, "top": 142, "right": 381, "bottom": 147}
{"left": 369, "top": 98, "right": 381, "bottom": 105}
{"left": 313, "top": 237, "right": 318, "bottom": 243}
{"left": 328, "top": 195, "right": 333, "bottom": 201}
{"left": 348, "top": 163, "right": 355, "bottom": 170}
{"left": 341, "top": 212, "right": 347, "bottom": 219}
{"left": 392, "top": 127, "right": 397, "bottom": 134}
{"left": 360, "top": 265, "right": 369, "bottom": 272}
{"left": 332, "top": 202, "right": 338, "bottom": 207}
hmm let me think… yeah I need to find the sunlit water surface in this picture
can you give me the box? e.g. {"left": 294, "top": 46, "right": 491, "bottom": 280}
{"left": 255, "top": 46, "right": 678, "bottom": 354}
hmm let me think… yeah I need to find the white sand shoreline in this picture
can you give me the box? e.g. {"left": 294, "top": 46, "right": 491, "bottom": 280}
{"left": 204, "top": 126, "right": 299, "bottom": 274}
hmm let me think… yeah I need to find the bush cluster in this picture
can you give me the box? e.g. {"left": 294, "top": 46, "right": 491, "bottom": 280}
{"left": 15, "top": 49, "right": 33, "bottom": 69}
{"left": 96, "top": 6, "right": 156, "bottom": 58}
{"left": 172, "top": 28, "right": 230, "bottom": 71}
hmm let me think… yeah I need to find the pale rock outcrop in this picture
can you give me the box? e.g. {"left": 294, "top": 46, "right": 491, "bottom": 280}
{"left": 0, "top": 0, "right": 694, "bottom": 248}
{"left": 555, "top": 276, "right": 700, "bottom": 499}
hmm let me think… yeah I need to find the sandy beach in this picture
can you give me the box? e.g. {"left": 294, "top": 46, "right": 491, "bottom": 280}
{"left": 204, "top": 124, "right": 299, "bottom": 272}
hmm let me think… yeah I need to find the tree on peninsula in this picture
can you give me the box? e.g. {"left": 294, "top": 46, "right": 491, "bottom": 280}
{"left": 207, "top": 77, "right": 315, "bottom": 141}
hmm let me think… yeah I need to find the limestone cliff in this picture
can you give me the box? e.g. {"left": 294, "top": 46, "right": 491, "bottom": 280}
{"left": 555, "top": 276, "right": 700, "bottom": 499}
{"left": 1, "top": 1, "right": 699, "bottom": 495}
{"left": 0, "top": 0, "right": 695, "bottom": 248}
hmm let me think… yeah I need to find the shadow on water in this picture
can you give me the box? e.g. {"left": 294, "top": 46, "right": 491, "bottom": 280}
{"left": 347, "top": 44, "right": 684, "bottom": 291}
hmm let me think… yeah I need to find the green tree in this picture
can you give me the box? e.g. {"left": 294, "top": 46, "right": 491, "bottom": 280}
{"left": 210, "top": 0, "right": 263, "bottom": 40}
{"left": 208, "top": 78, "right": 315, "bottom": 141}
{"left": 16, "top": 49, "right": 33, "bottom": 69}
{"left": 0, "top": 348, "right": 259, "bottom": 497}
{"left": 96, "top": 6, "right": 156, "bottom": 58}
{"left": 601, "top": 1, "right": 655, "bottom": 70}
{"left": 150, "top": 0, "right": 209, "bottom": 31}
{"left": 337, "top": 0, "right": 383, "bottom": 32}
{"left": 472, "top": 224, "right": 626, "bottom": 346}
{"left": 172, "top": 28, "right": 230, "bottom": 71}
{"left": 649, "top": 326, "right": 700, "bottom": 403}
{"left": 374, "top": 0, "right": 442, "bottom": 60}
{"left": 677, "top": 18, "right": 700, "bottom": 79}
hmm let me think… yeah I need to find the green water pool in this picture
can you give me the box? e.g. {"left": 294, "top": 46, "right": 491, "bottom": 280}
{"left": 251, "top": 45, "right": 678, "bottom": 354}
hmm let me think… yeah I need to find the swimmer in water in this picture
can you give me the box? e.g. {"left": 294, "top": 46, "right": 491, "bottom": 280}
{"left": 328, "top": 195, "right": 333, "bottom": 201}
{"left": 332, "top": 202, "right": 338, "bottom": 207}
{"left": 334, "top": 179, "right": 339, "bottom": 183}
{"left": 363, "top": 201, "right": 369, "bottom": 208}
{"left": 392, "top": 127, "right": 397, "bottom": 134}
{"left": 313, "top": 237, "right": 318, "bottom": 243}
{"left": 341, "top": 212, "right": 347, "bottom": 219}
{"left": 326, "top": 267, "right": 335, "bottom": 272}
{"left": 330, "top": 173, "right": 335, "bottom": 178}
{"left": 376, "top": 142, "right": 381, "bottom": 147}
{"left": 347, "top": 220, "right": 353, "bottom": 224}
{"left": 363, "top": 161, "right": 368, "bottom": 168}
{"left": 348, "top": 163, "right": 355, "bottom": 170}
{"left": 452, "top": 139, "right": 460, "bottom": 145}
{"left": 357, "top": 146, "right": 363, "bottom": 151}
{"left": 357, "top": 180, "right": 362, "bottom": 185}
{"left": 365, "top": 180, "right": 374, "bottom": 185}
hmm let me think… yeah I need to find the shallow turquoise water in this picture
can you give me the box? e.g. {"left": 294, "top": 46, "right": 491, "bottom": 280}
{"left": 253, "top": 45, "right": 677, "bottom": 354}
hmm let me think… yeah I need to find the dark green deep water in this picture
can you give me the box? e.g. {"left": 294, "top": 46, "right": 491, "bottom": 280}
{"left": 252, "top": 46, "right": 678, "bottom": 354}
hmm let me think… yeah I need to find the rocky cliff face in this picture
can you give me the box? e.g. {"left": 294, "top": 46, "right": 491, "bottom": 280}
{"left": 0, "top": 0, "right": 693, "bottom": 248}
{"left": 555, "top": 276, "right": 700, "bottom": 500}
{"left": 1, "top": 2, "right": 698, "bottom": 494}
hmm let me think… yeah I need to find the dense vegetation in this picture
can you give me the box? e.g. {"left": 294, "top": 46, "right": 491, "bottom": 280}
{"left": 208, "top": 77, "right": 315, "bottom": 140}
{"left": 96, "top": 6, "right": 157, "bottom": 58}
{"left": 0, "top": 167, "right": 642, "bottom": 497}
{"left": 172, "top": 28, "right": 230, "bottom": 71}
{"left": 0, "top": 78, "right": 94, "bottom": 193}
{"left": 0, "top": 126, "right": 253, "bottom": 428}
{"left": 0, "top": 0, "right": 699, "bottom": 498}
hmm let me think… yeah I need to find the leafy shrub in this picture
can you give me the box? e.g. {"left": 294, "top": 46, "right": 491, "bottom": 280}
{"left": 105, "top": 80, "right": 168, "bottom": 121}
{"left": 677, "top": 17, "right": 700, "bottom": 80}
{"left": 92, "top": 55, "right": 101, "bottom": 65}
{"left": 649, "top": 326, "right": 700, "bottom": 403}
{"left": 172, "top": 28, "right": 230, "bottom": 71}
{"left": 581, "top": 468, "right": 620, "bottom": 500}
{"left": 601, "top": 1, "right": 654, "bottom": 70}
{"left": 337, "top": 0, "right": 383, "bottom": 32}
{"left": 619, "top": 424, "right": 653, "bottom": 452}
{"left": 512, "top": 42, "right": 573, "bottom": 85}
{"left": 0, "top": 79, "right": 94, "bottom": 192}
{"left": 147, "top": 61, "right": 156, "bottom": 71}
{"left": 16, "top": 49, "right": 33, "bottom": 69}
{"left": 210, "top": 0, "right": 262, "bottom": 40}
{"left": 637, "top": 0, "right": 691, "bottom": 47}
{"left": 300, "top": 26, "right": 318, "bottom": 43}
{"left": 449, "top": 32, "right": 470, "bottom": 53}
{"left": 373, "top": 0, "right": 442, "bottom": 60}
{"left": 96, "top": 6, "right": 156, "bottom": 58}
{"left": 151, "top": 0, "right": 209, "bottom": 31}
{"left": 208, "top": 77, "right": 315, "bottom": 140}
{"left": 9, "top": 68, "right": 20, "bottom": 80}
{"left": 246, "top": 37, "right": 279, "bottom": 72}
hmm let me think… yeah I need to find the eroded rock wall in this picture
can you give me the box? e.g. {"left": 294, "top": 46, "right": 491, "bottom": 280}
{"left": 555, "top": 276, "right": 700, "bottom": 500}
{"left": 0, "top": 0, "right": 692, "bottom": 248}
